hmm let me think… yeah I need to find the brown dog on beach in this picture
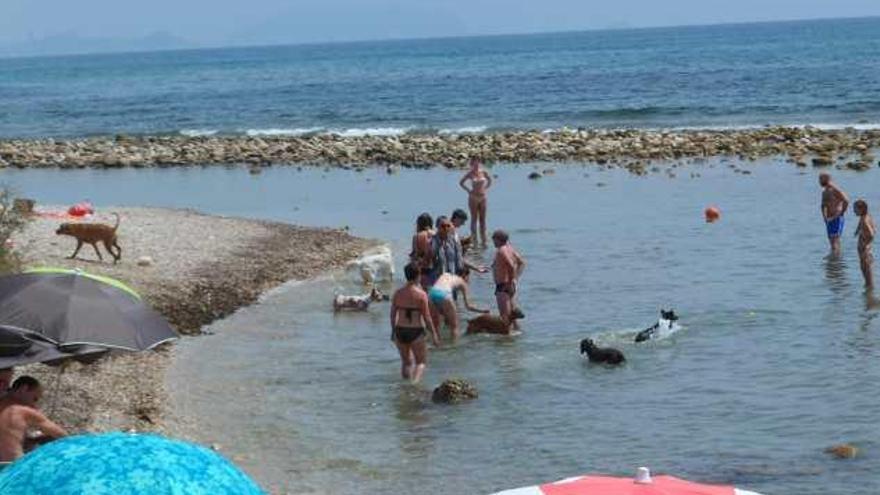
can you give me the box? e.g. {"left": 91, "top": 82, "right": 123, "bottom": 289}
{"left": 56, "top": 213, "right": 122, "bottom": 264}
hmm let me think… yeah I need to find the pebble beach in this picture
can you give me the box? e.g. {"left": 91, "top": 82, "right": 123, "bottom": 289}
{"left": 0, "top": 127, "right": 877, "bottom": 173}
{"left": 9, "top": 207, "right": 375, "bottom": 435}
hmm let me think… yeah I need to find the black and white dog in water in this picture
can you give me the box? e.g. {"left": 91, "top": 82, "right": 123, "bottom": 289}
{"left": 579, "top": 338, "right": 626, "bottom": 365}
{"left": 333, "top": 287, "right": 389, "bottom": 312}
{"left": 634, "top": 309, "right": 680, "bottom": 343}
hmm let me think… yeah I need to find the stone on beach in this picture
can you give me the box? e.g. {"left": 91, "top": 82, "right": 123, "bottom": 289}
{"left": 432, "top": 378, "right": 478, "bottom": 404}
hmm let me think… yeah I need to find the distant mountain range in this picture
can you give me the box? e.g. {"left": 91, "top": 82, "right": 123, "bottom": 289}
{"left": 0, "top": 31, "right": 194, "bottom": 58}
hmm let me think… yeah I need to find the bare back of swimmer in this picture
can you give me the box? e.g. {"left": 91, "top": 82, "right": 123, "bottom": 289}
{"left": 390, "top": 264, "right": 438, "bottom": 383}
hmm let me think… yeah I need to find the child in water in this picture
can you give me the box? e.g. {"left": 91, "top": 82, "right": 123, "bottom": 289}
{"left": 854, "top": 199, "right": 875, "bottom": 289}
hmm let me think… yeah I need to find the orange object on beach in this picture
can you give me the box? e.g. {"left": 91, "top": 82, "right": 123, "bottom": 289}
{"left": 67, "top": 201, "right": 94, "bottom": 217}
{"left": 704, "top": 206, "right": 721, "bottom": 223}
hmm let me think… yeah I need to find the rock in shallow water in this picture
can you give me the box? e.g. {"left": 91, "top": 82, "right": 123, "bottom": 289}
{"left": 432, "top": 378, "right": 478, "bottom": 404}
{"left": 812, "top": 156, "right": 834, "bottom": 167}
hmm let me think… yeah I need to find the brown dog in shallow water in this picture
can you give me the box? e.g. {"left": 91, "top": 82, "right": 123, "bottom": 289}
{"left": 467, "top": 314, "right": 511, "bottom": 334}
{"left": 56, "top": 213, "right": 122, "bottom": 264}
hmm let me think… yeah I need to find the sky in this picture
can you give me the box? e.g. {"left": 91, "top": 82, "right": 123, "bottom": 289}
{"left": 2, "top": 0, "right": 880, "bottom": 54}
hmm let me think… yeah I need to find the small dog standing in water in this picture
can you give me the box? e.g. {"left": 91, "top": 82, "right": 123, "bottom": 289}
{"left": 466, "top": 308, "right": 525, "bottom": 335}
{"left": 55, "top": 213, "right": 122, "bottom": 264}
{"left": 580, "top": 338, "right": 626, "bottom": 365}
{"left": 333, "top": 287, "right": 389, "bottom": 312}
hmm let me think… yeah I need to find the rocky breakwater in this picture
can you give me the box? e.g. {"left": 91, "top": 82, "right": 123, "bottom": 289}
{"left": 1, "top": 127, "right": 879, "bottom": 172}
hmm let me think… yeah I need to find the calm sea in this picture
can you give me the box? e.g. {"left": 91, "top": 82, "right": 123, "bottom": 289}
{"left": 4, "top": 16, "right": 880, "bottom": 495}
{"left": 1, "top": 17, "right": 879, "bottom": 139}
{"left": 4, "top": 161, "right": 880, "bottom": 495}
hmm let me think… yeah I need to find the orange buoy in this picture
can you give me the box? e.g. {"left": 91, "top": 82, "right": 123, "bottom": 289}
{"left": 704, "top": 206, "right": 721, "bottom": 223}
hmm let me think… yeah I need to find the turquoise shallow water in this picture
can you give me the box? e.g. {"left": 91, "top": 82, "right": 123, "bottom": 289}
{"left": 5, "top": 161, "right": 880, "bottom": 494}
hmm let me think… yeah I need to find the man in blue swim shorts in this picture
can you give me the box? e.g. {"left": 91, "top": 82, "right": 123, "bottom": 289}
{"left": 820, "top": 173, "right": 850, "bottom": 258}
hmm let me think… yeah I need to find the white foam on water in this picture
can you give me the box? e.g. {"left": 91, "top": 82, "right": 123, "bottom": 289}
{"left": 438, "top": 126, "right": 488, "bottom": 135}
{"left": 328, "top": 127, "right": 411, "bottom": 137}
{"left": 181, "top": 123, "right": 880, "bottom": 140}
{"left": 656, "top": 122, "right": 880, "bottom": 132}
{"left": 244, "top": 127, "right": 324, "bottom": 136}
{"left": 801, "top": 122, "right": 880, "bottom": 131}
{"left": 179, "top": 129, "right": 219, "bottom": 137}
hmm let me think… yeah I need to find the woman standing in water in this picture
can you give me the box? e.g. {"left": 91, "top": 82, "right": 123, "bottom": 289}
{"left": 459, "top": 158, "right": 492, "bottom": 247}
{"left": 410, "top": 213, "right": 434, "bottom": 289}
{"left": 390, "top": 264, "right": 439, "bottom": 384}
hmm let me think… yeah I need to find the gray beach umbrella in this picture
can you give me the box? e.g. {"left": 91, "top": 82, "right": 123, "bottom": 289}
{"left": 0, "top": 326, "right": 108, "bottom": 368}
{"left": 0, "top": 269, "right": 178, "bottom": 352}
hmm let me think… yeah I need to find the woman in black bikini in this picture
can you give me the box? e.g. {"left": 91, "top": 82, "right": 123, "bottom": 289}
{"left": 390, "top": 263, "right": 439, "bottom": 383}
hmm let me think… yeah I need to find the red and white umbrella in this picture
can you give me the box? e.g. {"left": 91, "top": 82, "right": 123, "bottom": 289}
{"left": 492, "top": 467, "right": 764, "bottom": 495}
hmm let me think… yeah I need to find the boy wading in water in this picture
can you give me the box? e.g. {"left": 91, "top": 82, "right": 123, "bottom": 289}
{"left": 492, "top": 229, "right": 526, "bottom": 328}
{"left": 854, "top": 199, "right": 875, "bottom": 289}
{"left": 819, "top": 173, "right": 850, "bottom": 257}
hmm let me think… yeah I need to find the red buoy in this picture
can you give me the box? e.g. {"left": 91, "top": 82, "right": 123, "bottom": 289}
{"left": 705, "top": 206, "right": 721, "bottom": 223}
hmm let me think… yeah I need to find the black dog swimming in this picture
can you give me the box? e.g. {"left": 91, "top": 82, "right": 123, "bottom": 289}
{"left": 634, "top": 309, "right": 679, "bottom": 343}
{"left": 579, "top": 338, "right": 626, "bottom": 365}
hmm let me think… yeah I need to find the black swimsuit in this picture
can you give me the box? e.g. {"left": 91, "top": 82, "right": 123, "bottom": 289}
{"left": 495, "top": 282, "right": 516, "bottom": 296}
{"left": 392, "top": 305, "right": 425, "bottom": 344}
{"left": 393, "top": 326, "right": 425, "bottom": 344}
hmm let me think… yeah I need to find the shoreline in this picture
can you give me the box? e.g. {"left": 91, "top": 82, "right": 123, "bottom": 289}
{"left": 0, "top": 127, "right": 878, "bottom": 172}
{"left": 10, "top": 207, "right": 376, "bottom": 435}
